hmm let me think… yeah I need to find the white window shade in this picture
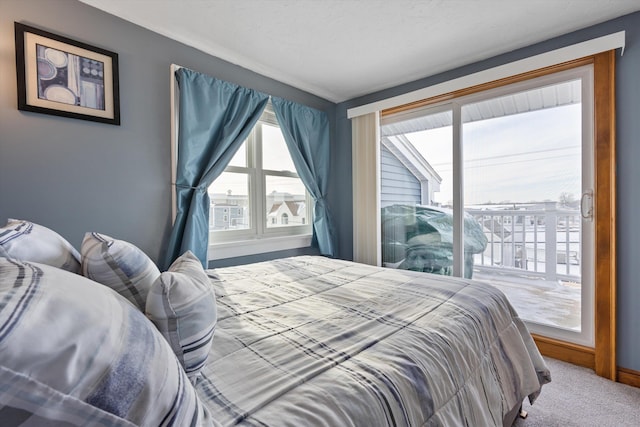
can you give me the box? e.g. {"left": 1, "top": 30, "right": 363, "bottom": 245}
{"left": 352, "top": 112, "right": 381, "bottom": 266}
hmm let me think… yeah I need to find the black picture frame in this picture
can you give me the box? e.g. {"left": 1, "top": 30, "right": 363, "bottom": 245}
{"left": 14, "top": 22, "right": 120, "bottom": 125}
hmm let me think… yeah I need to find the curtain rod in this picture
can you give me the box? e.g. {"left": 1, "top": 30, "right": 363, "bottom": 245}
{"left": 170, "top": 64, "right": 274, "bottom": 100}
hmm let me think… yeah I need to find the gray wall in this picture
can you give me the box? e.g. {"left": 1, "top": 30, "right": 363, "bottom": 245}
{"left": 0, "top": 0, "right": 334, "bottom": 265}
{"left": 333, "top": 12, "right": 640, "bottom": 371}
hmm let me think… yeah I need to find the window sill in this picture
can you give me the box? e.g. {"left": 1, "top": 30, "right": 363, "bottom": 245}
{"left": 208, "top": 234, "right": 313, "bottom": 261}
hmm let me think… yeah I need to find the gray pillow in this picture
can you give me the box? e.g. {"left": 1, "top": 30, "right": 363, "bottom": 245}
{"left": 0, "top": 257, "right": 213, "bottom": 426}
{"left": 0, "top": 218, "right": 81, "bottom": 273}
{"left": 81, "top": 232, "right": 160, "bottom": 311}
{"left": 146, "top": 251, "right": 217, "bottom": 384}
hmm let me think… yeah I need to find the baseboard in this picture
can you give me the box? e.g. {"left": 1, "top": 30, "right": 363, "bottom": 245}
{"left": 532, "top": 334, "right": 595, "bottom": 370}
{"left": 532, "top": 334, "right": 640, "bottom": 388}
{"left": 618, "top": 367, "right": 640, "bottom": 388}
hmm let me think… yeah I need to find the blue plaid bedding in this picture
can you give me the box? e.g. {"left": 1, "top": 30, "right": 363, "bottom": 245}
{"left": 198, "top": 256, "right": 550, "bottom": 426}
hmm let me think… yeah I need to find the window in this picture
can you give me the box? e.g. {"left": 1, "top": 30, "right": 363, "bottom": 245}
{"left": 207, "top": 104, "right": 312, "bottom": 258}
{"left": 380, "top": 67, "right": 595, "bottom": 347}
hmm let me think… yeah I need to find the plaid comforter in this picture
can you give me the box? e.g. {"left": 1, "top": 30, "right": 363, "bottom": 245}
{"left": 198, "top": 256, "right": 550, "bottom": 426}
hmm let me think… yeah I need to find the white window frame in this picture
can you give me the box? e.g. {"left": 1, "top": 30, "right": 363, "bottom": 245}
{"left": 209, "top": 106, "right": 312, "bottom": 246}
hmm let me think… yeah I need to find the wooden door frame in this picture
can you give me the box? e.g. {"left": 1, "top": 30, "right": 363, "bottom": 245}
{"left": 590, "top": 49, "right": 616, "bottom": 380}
{"left": 382, "top": 50, "right": 617, "bottom": 381}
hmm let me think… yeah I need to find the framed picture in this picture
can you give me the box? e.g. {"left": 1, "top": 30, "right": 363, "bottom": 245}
{"left": 14, "top": 22, "right": 120, "bottom": 125}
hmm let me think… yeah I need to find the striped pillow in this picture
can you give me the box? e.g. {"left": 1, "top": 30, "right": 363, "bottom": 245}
{"left": 146, "top": 251, "right": 217, "bottom": 384}
{"left": 81, "top": 232, "right": 160, "bottom": 311}
{"left": 0, "top": 219, "right": 81, "bottom": 273}
{"left": 0, "top": 257, "right": 213, "bottom": 426}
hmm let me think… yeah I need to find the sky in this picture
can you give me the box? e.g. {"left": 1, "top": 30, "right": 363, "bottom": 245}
{"left": 406, "top": 103, "right": 583, "bottom": 206}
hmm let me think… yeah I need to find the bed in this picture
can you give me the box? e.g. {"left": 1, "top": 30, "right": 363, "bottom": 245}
{"left": 0, "top": 219, "right": 550, "bottom": 426}
{"left": 200, "top": 256, "right": 548, "bottom": 426}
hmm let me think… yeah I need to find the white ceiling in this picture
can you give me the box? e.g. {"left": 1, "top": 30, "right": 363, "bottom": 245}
{"left": 78, "top": 0, "right": 640, "bottom": 103}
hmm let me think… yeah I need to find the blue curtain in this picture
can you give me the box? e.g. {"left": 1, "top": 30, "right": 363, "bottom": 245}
{"left": 272, "top": 97, "right": 336, "bottom": 257}
{"left": 163, "top": 68, "right": 269, "bottom": 269}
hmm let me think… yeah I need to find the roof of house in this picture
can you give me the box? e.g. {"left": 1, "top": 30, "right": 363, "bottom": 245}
{"left": 268, "top": 201, "right": 304, "bottom": 216}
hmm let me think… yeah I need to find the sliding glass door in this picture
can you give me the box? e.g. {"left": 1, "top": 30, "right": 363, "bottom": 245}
{"left": 380, "top": 66, "right": 595, "bottom": 346}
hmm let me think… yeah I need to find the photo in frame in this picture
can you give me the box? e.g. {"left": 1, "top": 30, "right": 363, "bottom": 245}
{"left": 14, "top": 22, "right": 120, "bottom": 125}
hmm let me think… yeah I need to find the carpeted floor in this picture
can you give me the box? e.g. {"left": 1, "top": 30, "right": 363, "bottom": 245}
{"left": 513, "top": 357, "right": 640, "bottom": 426}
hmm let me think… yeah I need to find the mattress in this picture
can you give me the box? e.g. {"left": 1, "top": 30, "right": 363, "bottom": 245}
{"left": 197, "top": 255, "right": 550, "bottom": 426}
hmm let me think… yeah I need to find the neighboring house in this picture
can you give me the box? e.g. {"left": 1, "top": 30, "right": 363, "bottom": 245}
{"left": 380, "top": 135, "right": 442, "bottom": 207}
{"left": 267, "top": 200, "right": 306, "bottom": 226}
{"left": 209, "top": 203, "right": 245, "bottom": 230}
{"left": 209, "top": 192, "right": 249, "bottom": 230}
{"left": 208, "top": 191, "right": 306, "bottom": 229}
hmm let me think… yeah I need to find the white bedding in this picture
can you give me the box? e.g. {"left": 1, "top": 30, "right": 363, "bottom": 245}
{"left": 197, "top": 256, "right": 550, "bottom": 426}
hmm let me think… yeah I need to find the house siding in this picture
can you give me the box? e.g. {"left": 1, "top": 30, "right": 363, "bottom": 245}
{"left": 380, "top": 145, "right": 421, "bottom": 207}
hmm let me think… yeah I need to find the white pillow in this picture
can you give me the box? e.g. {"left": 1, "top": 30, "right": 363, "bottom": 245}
{"left": 146, "top": 251, "right": 217, "bottom": 384}
{"left": 81, "top": 232, "right": 160, "bottom": 311}
{"left": 0, "top": 257, "right": 213, "bottom": 426}
{"left": 0, "top": 218, "right": 81, "bottom": 273}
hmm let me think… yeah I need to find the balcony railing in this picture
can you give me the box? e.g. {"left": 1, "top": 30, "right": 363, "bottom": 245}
{"left": 467, "top": 202, "right": 581, "bottom": 282}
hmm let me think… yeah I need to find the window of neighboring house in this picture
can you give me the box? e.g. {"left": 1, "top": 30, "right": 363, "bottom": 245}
{"left": 207, "top": 103, "right": 312, "bottom": 259}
